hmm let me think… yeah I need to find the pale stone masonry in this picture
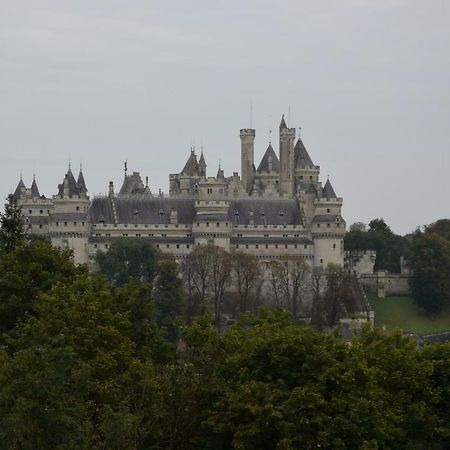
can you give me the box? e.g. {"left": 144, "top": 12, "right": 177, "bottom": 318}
{"left": 13, "top": 116, "right": 346, "bottom": 267}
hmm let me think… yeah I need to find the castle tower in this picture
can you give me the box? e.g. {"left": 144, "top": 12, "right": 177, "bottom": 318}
{"left": 240, "top": 128, "right": 255, "bottom": 194}
{"left": 50, "top": 166, "right": 91, "bottom": 265}
{"left": 279, "top": 115, "right": 295, "bottom": 197}
{"left": 311, "top": 179, "right": 346, "bottom": 267}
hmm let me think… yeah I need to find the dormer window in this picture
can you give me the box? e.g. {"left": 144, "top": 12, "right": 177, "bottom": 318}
{"left": 279, "top": 211, "right": 284, "bottom": 217}
{"left": 234, "top": 211, "right": 239, "bottom": 216}
{"left": 159, "top": 209, "right": 164, "bottom": 216}
{"left": 260, "top": 210, "right": 265, "bottom": 217}
{"left": 133, "top": 209, "right": 138, "bottom": 215}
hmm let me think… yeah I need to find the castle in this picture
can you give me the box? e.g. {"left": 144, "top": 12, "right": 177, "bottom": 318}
{"left": 12, "top": 116, "right": 346, "bottom": 267}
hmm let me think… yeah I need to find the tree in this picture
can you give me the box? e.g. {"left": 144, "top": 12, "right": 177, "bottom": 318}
{"left": 345, "top": 217, "right": 411, "bottom": 273}
{"left": 112, "top": 279, "right": 172, "bottom": 361}
{"left": 0, "top": 240, "right": 82, "bottom": 340}
{"left": 0, "top": 194, "right": 27, "bottom": 254}
{"left": 95, "top": 238, "right": 157, "bottom": 286}
{"left": 410, "top": 232, "right": 450, "bottom": 315}
{"left": 321, "top": 264, "right": 354, "bottom": 327}
{"left": 426, "top": 219, "right": 450, "bottom": 241}
{"left": 268, "top": 258, "right": 310, "bottom": 319}
{"left": 153, "top": 256, "right": 185, "bottom": 341}
{"left": 231, "top": 251, "right": 263, "bottom": 315}
{"left": 349, "top": 221, "right": 367, "bottom": 232}
{"left": 180, "top": 244, "right": 231, "bottom": 326}
{"left": 193, "top": 313, "right": 441, "bottom": 449}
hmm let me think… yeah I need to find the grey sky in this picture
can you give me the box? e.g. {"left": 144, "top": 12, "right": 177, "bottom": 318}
{"left": 1, "top": 0, "right": 449, "bottom": 234}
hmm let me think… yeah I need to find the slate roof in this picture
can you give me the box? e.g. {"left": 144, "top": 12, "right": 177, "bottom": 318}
{"left": 119, "top": 172, "right": 147, "bottom": 196}
{"left": 90, "top": 197, "right": 303, "bottom": 226}
{"left": 58, "top": 167, "right": 83, "bottom": 198}
{"left": 77, "top": 170, "right": 87, "bottom": 195}
{"left": 322, "top": 179, "right": 337, "bottom": 199}
{"left": 294, "top": 138, "right": 315, "bottom": 168}
{"left": 256, "top": 144, "right": 280, "bottom": 173}
{"left": 228, "top": 198, "right": 302, "bottom": 226}
{"left": 13, "top": 179, "right": 25, "bottom": 200}
{"left": 199, "top": 152, "right": 206, "bottom": 166}
{"left": 30, "top": 178, "right": 40, "bottom": 198}
{"left": 279, "top": 115, "right": 287, "bottom": 129}
{"left": 181, "top": 151, "right": 199, "bottom": 176}
{"left": 90, "top": 197, "right": 197, "bottom": 225}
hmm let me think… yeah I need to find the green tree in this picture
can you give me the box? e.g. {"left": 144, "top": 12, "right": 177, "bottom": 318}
{"left": 0, "top": 240, "right": 82, "bottom": 340}
{"left": 426, "top": 219, "right": 450, "bottom": 241}
{"left": 0, "top": 194, "right": 27, "bottom": 254}
{"left": 191, "top": 313, "right": 440, "bottom": 449}
{"left": 0, "top": 275, "right": 173, "bottom": 449}
{"left": 95, "top": 238, "right": 157, "bottom": 286}
{"left": 154, "top": 256, "right": 185, "bottom": 341}
{"left": 112, "top": 279, "right": 172, "bottom": 361}
{"left": 345, "top": 217, "right": 411, "bottom": 273}
{"left": 410, "top": 232, "right": 450, "bottom": 315}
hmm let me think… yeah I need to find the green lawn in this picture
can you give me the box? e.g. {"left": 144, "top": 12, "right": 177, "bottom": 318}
{"left": 367, "top": 292, "right": 450, "bottom": 335}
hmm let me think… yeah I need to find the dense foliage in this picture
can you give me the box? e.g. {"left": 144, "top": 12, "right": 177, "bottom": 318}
{"left": 2, "top": 202, "right": 450, "bottom": 448}
{"left": 410, "top": 220, "right": 450, "bottom": 315}
{"left": 94, "top": 238, "right": 157, "bottom": 285}
{"left": 345, "top": 218, "right": 411, "bottom": 272}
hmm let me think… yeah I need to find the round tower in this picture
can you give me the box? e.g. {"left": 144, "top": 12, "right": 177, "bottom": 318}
{"left": 311, "top": 179, "right": 346, "bottom": 267}
{"left": 240, "top": 128, "right": 255, "bottom": 194}
{"left": 279, "top": 115, "right": 295, "bottom": 197}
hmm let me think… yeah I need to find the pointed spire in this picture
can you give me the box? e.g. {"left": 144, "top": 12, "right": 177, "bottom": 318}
{"left": 181, "top": 149, "right": 199, "bottom": 176}
{"left": 279, "top": 114, "right": 287, "bottom": 129}
{"left": 199, "top": 151, "right": 206, "bottom": 166}
{"left": 257, "top": 144, "right": 280, "bottom": 173}
{"left": 13, "top": 177, "right": 26, "bottom": 200}
{"left": 76, "top": 168, "right": 87, "bottom": 195}
{"left": 322, "top": 179, "right": 337, "bottom": 199}
{"left": 216, "top": 164, "right": 224, "bottom": 180}
{"left": 294, "top": 138, "right": 315, "bottom": 168}
{"left": 31, "top": 175, "right": 40, "bottom": 198}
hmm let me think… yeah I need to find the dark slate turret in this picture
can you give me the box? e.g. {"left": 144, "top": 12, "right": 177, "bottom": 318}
{"left": 322, "top": 179, "right": 337, "bottom": 199}
{"left": 294, "top": 138, "right": 314, "bottom": 168}
{"left": 216, "top": 165, "right": 225, "bottom": 180}
{"left": 181, "top": 149, "right": 199, "bottom": 176}
{"left": 257, "top": 144, "right": 280, "bottom": 173}
{"left": 58, "top": 166, "right": 82, "bottom": 198}
{"left": 279, "top": 114, "right": 287, "bottom": 129}
{"left": 76, "top": 169, "right": 87, "bottom": 195}
{"left": 31, "top": 175, "right": 40, "bottom": 198}
{"left": 13, "top": 178, "right": 25, "bottom": 200}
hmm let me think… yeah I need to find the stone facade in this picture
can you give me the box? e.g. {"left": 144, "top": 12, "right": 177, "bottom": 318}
{"left": 13, "top": 116, "right": 346, "bottom": 268}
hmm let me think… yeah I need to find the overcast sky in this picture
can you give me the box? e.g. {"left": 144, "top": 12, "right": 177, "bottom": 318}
{"left": 1, "top": 0, "right": 449, "bottom": 234}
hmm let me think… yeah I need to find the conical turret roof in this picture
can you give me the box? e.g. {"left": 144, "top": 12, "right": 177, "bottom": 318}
{"left": 181, "top": 150, "right": 199, "bottom": 176}
{"left": 322, "top": 179, "right": 337, "bottom": 199}
{"left": 216, "top": 165, "right": 225, "bottom": 180}
{"left": 199, "top": 152, "right": 206, "bottom": 166}
{"left": 294, "top": 138, "right": 315, "bottom": 168}
{"left": 279, "top": 114, "right": 287, "bottom": 129}
{"left": 13, "top": 178, "right": 25, "bottom": 200}
{"left": 58, "top": 166, "right": 81, "bottom": 198}
{"left": 77, "top": 169, "right": 87, "bottom": 194}
{"left": 31, "top": 176, "right": 40, "bottom": 198}
{"left": 257, "top": 144, "right": 280, "bottom": 173}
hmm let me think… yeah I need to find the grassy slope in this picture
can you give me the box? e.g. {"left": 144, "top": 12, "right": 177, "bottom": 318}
{"left": 367, "top": 292, "right": 450, "bottom": 335}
